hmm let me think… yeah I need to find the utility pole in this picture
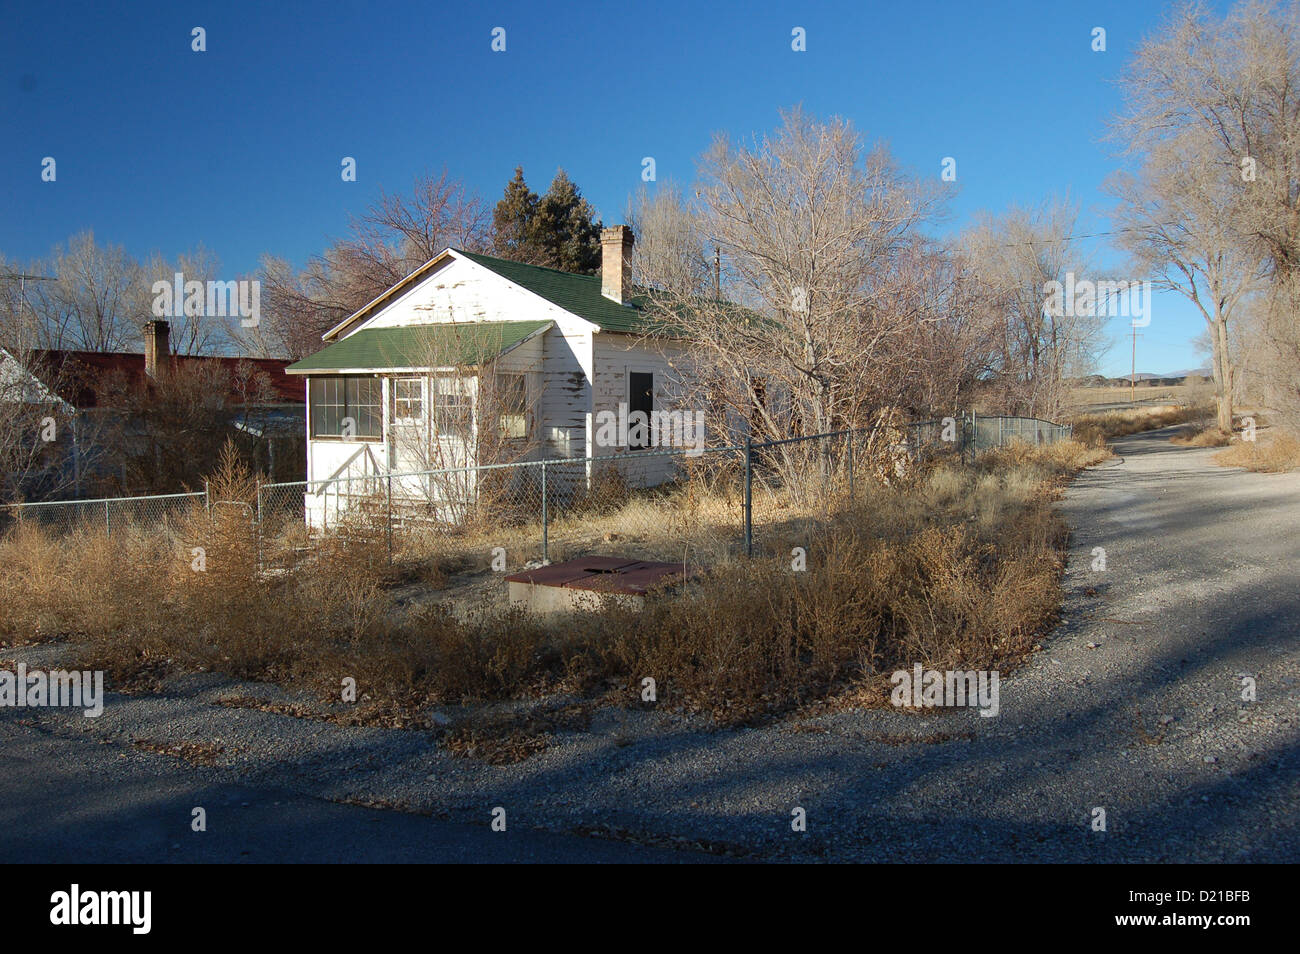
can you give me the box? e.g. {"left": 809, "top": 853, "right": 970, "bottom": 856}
{"left": 1129, "top": 325, "right": 1143, "bottom": 404}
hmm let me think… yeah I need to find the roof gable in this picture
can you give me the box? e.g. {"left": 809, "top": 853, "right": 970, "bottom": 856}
{"left": 324, "top": 248, "right": 686, "bottom": 342}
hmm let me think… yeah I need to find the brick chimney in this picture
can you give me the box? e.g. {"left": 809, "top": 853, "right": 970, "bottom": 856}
{"left": 143, "top": 319, "right": 170, "bottom": 379}
{"left": 600, "top": 225, "right": 635, "bottom": 304}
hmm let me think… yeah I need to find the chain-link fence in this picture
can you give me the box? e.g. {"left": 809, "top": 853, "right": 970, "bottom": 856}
{"left": 0, "top": 491, "right": 205, "bottom": 537}
{"left": 904, "top": 413, "right": 1073, "bottom": 463}
{"left": 3, "top": 414, "right": 1072, "bottom": 568}
{"left": 254, "top": 444, "right": 750, "bottom": 571}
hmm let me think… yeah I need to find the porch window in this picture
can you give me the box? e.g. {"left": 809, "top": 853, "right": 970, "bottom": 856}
{"left": 309, "top": 376, "right": 382, "bottom": 439}
{"left": 495, "top": 372, "right": 528, "bottom": 439}
{"left": 433, "top": 376, "right": 473, "bottom": 436}
{"left": 391, "top": 377, "right": 425, "bottom": 423}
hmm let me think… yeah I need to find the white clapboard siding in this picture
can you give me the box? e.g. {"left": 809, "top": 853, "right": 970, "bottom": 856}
{"left": 591, "top": 333, "right": 694, "bottom": 487}
{"left": 539, "top": 325, "right": 592, "bottom": 464}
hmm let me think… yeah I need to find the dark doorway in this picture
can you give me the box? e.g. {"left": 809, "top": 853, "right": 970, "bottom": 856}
{"left": 629, "top": 371, "right": 653, "bottom": 449}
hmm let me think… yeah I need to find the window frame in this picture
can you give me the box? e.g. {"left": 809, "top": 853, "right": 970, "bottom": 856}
{"left": 309, "top": 375, "right": 383, "bottom": 441}
{"left": 432, "top": 374, "right": 473, "bottom": 437}
{"left": 494, "top": 371, "right": 529, "bottom": 440}
{"left": 390, "top": 376, "right": 426, "bottom": 425}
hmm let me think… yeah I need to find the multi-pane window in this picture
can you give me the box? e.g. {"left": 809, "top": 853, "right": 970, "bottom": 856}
{"left": 433, "top": 376, "right": 473, "bottom": 435}
{"left": 495, "top": 373, "right": 528, "bottom": 439}
{"left": 309, "top": 376, "right": 382, "bottom": 439}
{"left": 391, "top": 377, "right": 425, "bottom": 422}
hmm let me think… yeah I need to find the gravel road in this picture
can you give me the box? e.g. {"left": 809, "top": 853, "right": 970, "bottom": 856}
{"left": 3, "top": 425, "right": 1296, "bottom": 862}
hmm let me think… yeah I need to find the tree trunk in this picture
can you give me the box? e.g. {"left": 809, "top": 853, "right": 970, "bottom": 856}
{"left": 1211, "top": 305, "right": 1234, "bottom": 433}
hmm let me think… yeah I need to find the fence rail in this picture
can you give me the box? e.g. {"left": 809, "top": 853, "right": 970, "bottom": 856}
{"left": 2, "top": 414, "right": 1072, "bottom": 566}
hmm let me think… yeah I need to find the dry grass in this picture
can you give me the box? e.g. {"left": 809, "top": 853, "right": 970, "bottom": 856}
{"left": 1213, "top": 432, "right": 1300, "bottom": 473}
{"left": 1170, "top": 424, "right": 1233, "bottom": 447}
{"left": 1070, "top": 404, "right": 1211, "bottom": 446}
{"left": 0, "top": 439, "right": 1106, "bottom": 734}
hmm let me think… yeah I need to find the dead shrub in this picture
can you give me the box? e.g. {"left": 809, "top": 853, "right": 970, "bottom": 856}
{"left": 567, "top": 462, "right": 633, "bottom": 516}
{"left": 1213, "top": 432, "right": 1300, "bottom": 473}
{"left": 1170, "top": 424, "right": 1233, "bottom": 447}
{"left": 0, "top": 436, "right": 1092, "bottom": 731}
{"left": 1071, "top": 404, "right": 1211, "bottom": 446}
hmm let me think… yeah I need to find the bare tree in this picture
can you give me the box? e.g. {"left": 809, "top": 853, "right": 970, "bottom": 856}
{"left": 0, "top": 343, "right": 81, "bottom": 503}
{"left": 898, "top": 241, "right": 1005, "bottom": 415}
{"left": 142, "top": 245, "right": 230, "bottom": 356}
{"left": 96, "top": 361, "right": 276, "bottom": 494}
{"left": 1107, "top": 140, "right": 1263, "bottom": 430}
{"left": 1112, "top": 0, "right": 1300, "bottom": 429}
{"left": 253, "top": 171, "right": 491, "bottom": 360}
{"left": 26, "top": 232, "right": 147, "bottom": 352}
{"left": 637, "top": 109, "right": 944, "bottom": 459}
{"left": 627, "top": 181, "right": 711, "bottom": 298}
{"left": 962, "top": 200, "right": 1099, "bottom": 419}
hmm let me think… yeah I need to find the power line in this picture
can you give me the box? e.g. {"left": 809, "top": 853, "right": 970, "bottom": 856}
{"left": 957, "top": 223, "right": 1182, "bottom": 251}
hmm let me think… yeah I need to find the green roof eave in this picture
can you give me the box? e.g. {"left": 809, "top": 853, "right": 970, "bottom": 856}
{"left": 286, "top": 320, "right": 552, "bottom": 374}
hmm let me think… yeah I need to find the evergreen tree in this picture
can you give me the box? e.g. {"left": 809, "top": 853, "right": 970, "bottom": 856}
{"left": 490, "top": 167, "right": 603, "bottom": 273}
{"left": 530, "top": 169, "right": 603, "bottom": 274}
{"left": 491, "top": 167, "right": 540, "bottom": 262}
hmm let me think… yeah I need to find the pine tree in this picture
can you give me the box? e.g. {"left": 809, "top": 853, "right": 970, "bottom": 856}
{"left": 491, "top": 167, "right": 540, "bottom": 262}
{"left": 530, "top": 170, "right": 603, "bottom": 274}
{"left": 490, "top": 167, "right": 603, "bottom": 273}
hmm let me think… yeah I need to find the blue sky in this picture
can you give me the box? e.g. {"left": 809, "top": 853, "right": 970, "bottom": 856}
{"left": 2, "top": 0, "right": 1227, "bottom": 374}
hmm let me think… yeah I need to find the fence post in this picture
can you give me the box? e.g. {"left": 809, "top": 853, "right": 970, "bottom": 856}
{"left": 847, "top": 430, "right": 855, "bottom": 503}
{"left": 743, "top": 437, "right": 753, "bottom": 558}
{"left": 255, "top": 482, "right": 263, "bottom": 573}
{"left": 104, "top": 499, "right": 110, "bottom": 535}
{"left": 540, "top": 460, "right": 548, "bottom": 564}
{"left": 386, "top": 473, "right": 393, "bottom": 565}
{"left": 998, "top": 416, "right": 1004, "bottom": 448}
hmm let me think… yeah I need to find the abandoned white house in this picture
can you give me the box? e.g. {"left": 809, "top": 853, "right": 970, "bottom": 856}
{"left": 285, "top": 226, "right": 700, "bottom": 526}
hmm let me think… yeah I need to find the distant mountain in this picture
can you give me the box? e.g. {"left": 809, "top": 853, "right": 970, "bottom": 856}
{"left": 1071, "top": 368, "right": 1213, "bottom": 388}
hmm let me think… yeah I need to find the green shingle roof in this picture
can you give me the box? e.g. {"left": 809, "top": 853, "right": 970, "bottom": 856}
{"left": 458, "top": 250, "right": 679, "bottom": 335}
{"left": 285, "top": 320, "right": 552, "bottom": 373}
